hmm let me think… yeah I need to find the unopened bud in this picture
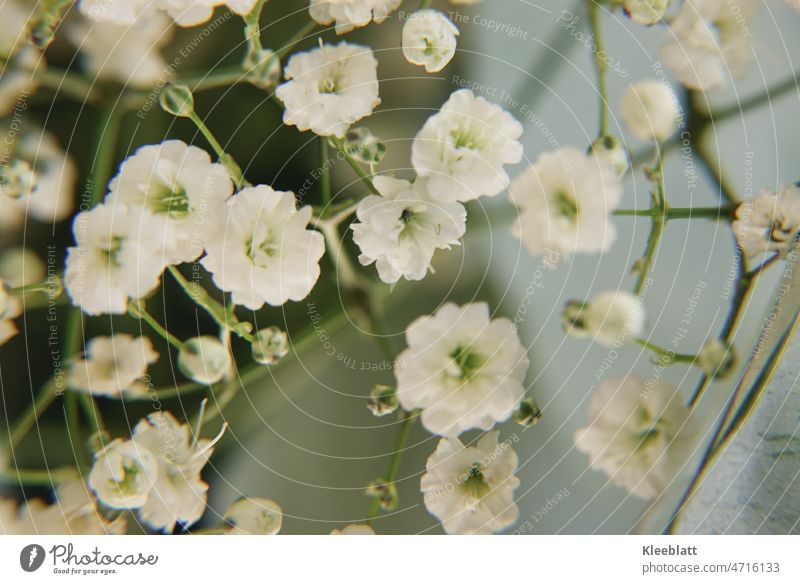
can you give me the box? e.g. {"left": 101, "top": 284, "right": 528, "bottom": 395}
{"left": 365, "top": 479, "right": 398, "bottom": 511}
{"left": 251, "top": 326, "right": 289, "bottom": 365}
{"left": 178, "top": 336, "right": 231, "bottom": 384}
{"left": 367, "top": 385, "right": 399, "bottom": 416}
{"left": 513, "top": 397, "right": 542, "bottom": 429}
{"left": 159, "top": 83, "right": 195, "bottom": 118}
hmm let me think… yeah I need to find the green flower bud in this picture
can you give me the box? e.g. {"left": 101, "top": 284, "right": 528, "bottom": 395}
{"left": 696, "top": 339, "right": 737, "bottom": 380}
{"left": 367, "top": 384, "right": 399, "bottom": 417}
{"left": 244, "top": 49, "right": 282, "bottom": 90}
{"left": 590, "top": 135, "right": 629, "bottom": 179}
{"left": 0, "top": 159, "right": 37, "bottom": 200}
{"left": 513, "top": 397, "right": 543, "bottom": 429}
{"left": 365, "top": 479, "right": 398, "bottom": 511}
{"left": 251, "top": 326, "right": 289, "bottom": 365}
{"left": 159, "top": 83, "right": 195, "bottom": 118}
{"left": 178, "top": 336, "right": 231, "bottom": 384}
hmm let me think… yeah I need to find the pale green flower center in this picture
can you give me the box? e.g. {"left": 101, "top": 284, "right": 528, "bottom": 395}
{"left": 554, "top": 190, "right": 579, "bottom": 221}
{"left": 462, "top": 464, "right": 491, "bottom": 498}
{"left": 147, "top": 182, "right": 190, "bottom": 219}
{"left": 449, "top": 345, "right": 484, "bottom": 382}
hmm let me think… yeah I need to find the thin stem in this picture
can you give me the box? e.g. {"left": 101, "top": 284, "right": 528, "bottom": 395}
{"left": 633, "top": 149, "right": 667, "bottom": 296}
{"left": 188, "top": 111, "right": 247, "bottom": 188}
{"left": 635, "top": 339, "right": 696, "bottom": 364}
{"left": 319, "top": 223, "right": 361, "bottom": 291}
{"left": 135, "top": 305, "right": 185, "bottom": 350}
{"left": 90, "top": 103, "right": 124, "bottom": 205}
{"left": 0, "top": 467, "right": 78, "bottom": 486}
{"left": 320, "top": 137, "right": 332, "bottom": 206}
{"left": 330, "top": 138, "right": 378, "bottom": 194}
{"left": 9, "top": 278, "right": 61, "bottom": 296}
{"left": 614, "top": 205, "right": 736, "bottom": 220}
{"left": 368, "top": 409, "right": 417, "bottom": 521}
{"left": 4, "top": 378, "right": 59, "bottom": 457}
{"left": 243, "top": 0, "right": 267, "bottom": 57}
{"left": 32, "top": 66, "right": 99, "bottom": 102}
{"left": 275, "top": 21, "right": 319, "bottom": 60}
{"left": 177, "top": 67, "right": 246, "bottom": 92}
{"left": 587, "top": 0, "right": 609, "bottom": 137}
{"left": 78, "top": 392, "right": 105, "bottom": 436}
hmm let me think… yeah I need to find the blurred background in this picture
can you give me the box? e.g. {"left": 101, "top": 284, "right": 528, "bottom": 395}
{"left": 2, "top": 0, "right": 799, "bottom": 534}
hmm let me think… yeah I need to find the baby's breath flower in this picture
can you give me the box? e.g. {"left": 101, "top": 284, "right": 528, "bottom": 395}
{"left": 421, "top": 432, "right": 520, "bottom": 535}
{"left": 509, "top": 147, "right": 622, "bottom": 263}
{"left": 697, "top": 339, "right": 736, "bottom": 379}
{"left": 562, "top": 291, "right": 645, "bottom": 348}
{"left": 412, "top": 89, "right": 523, "bottom": 202}
{"left": 608, "top": 0, "right": 671, "bottom": 25}
{"left": 620, "top": 80, "right": 680, "bottom": 142}
{"left": 330, "top": 524, "right": 376, "bottom": 534}
{"left": 574, "top": 375, "right": 698, "bottom": 499}
{"left": 68, "top": 335, "right": 159, "bottom": 397}
{"left": 402, "top": 10, "right": 459, "bottom": 73}
{"left": 309, "top": 0, "right": 402, "bottom": 35}
{"left": 732, "top": 183, "right": 800, "bottom": 261}
{"left": 351, "top": 176, "right": 466, "bottom": 284}
{"left": 276, "top": 42, "right": 380, "bottom": 138}
{"left": 367, "top": 384, "right": 399, "bottom": 416}
{"left": 223, "top": 497, "right": 283, "bottom": 535}
{"left": 106, "top": 140, "right": 233, "bottom": 264}
{"left": 178, "top": 336, "right": 231, "bottom": 384}
{"left": 251, "top": 326, "right": 290, "bottom": 365}
{"left": 396, "top": 302, "right": 529, "bottom": 437}
{"left": 661, "top": 0, "right": 762, "bottom": 91}
{"left": 201, "top": 185, "right": 325, "bottom": 309}
{"left": 89, "top": 439, "right": 159, "bottom": 509}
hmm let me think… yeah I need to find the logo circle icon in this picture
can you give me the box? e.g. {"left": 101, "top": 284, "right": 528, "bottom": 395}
{"left": 20, "top": 544, "right": 46, "bottom": 572}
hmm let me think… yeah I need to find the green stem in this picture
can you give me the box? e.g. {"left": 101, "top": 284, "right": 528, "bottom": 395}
{"left": 587, "top": 0, "right": 609, "bottom": 137}
{"left": 635, "top": 339, "right": 696, "bottom": 364}
{"left": 4, "top": 378, "right": 59, "bottom": 457}
{"left": 614, "top": 205, "right": 736, "bottom": 220}
{"left": 0, "top": 467, "right": 78, "bottom": 486}
{"left": 134, "top": 304, "right": 186, "bottom": 350}
{"left": 319, "top": 223, "right": 361, "bottom": 291}
{"left": 330, "top": 138, "right": 378, "bottom": 194}
{"left": 89, "top": 103, "right": 124, "bottom": 205}
{"left": 32, "top": 66, "right": 99, "bottom": 103}
{"left": 177, "top": 67, "right": 246, "bottom": 92}
{"left": 320, "top": 137, "right": 332, "bottom": 206}
{"left": 9, "top": 278, "right": 61, "bottom": 296}
{"left": 188, "top": 111, "right": 247, "bottom": 188}
{"left": 633, "top": 150, "right": 667, "bottom": 296}
{"left": 243, "top": 0, "right": 267, "bottom": 57}
{"left": 275, "top": 21, "right": 319, "bottom": 60}
{"left": 368, "top": 410, "right": 417, "bottom": 521}
{"left": 78, "top": 392, "right": 104, "bottom": 436}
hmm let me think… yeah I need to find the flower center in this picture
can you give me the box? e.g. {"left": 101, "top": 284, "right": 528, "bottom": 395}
{"left": 319, "top": 75, "right": 341, "bottom": 94}
{"left": 109, "top": 461, "right": 141, "bottom": 495}
{"left": 100, "top": 236, "right": 124, "bottom": 267}
{"left": 450, "top": 126, "right": 484, "bottom": 151}
{"left": 461, "top": 464, "right": 491, "bottom": 499}
{"left": 245, "top": 232, "right": 280, "bottom": 267}
{"left": 553, "top": 190, "right": 579, "bottom": 221}
{"left": 147, "top": 182, "right": 190, "bottom": 219}
{"left": 448, "top": 345, "right": 484, "bottom": 381}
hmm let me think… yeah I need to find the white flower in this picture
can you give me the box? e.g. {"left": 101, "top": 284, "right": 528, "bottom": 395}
{"left": 732, "top": 183, "right": 800, "bottom": 261}
{"left": 79, "top": 0, "right": 257, "bottom": 27}
{"left": 79, "top": 0, "right": 154, "bottom": 25}
{"left": 563, "top": 291, "right": 645, "bottom": 348}
{"left": 411, "top": 89, "right": 523, "bottom": 202}
{"left": 0, "top": 296, "right": 22, "bottom": 347}
{"left": 0, "top": 47, "right": 39, "bottom": 117}
{"left": 0, "top": 0, "right": 28, "bottom": 59}
{"left": 696, "top": 338, "right": 736, "bottom": 379}
{"left": 276, "top": 42, "right": 380, "bottom": 138}
{"left": 788, "top": 0, "right": 800, "bottom": 14}
{"left": 309, "top": 0, "right": 402, "bottom": 34}
{"left": 402, "top": 10, "right": 459, "bottom": 73}
{"left": 396, "top": 303, "right": 529, "bottom": 437}
{"left": 107, "top": 140, "right": 233, "bottom": 263}
{"left": 178, "top": 336, "right": 231, "bottom": 384}
{"left": 67, "top": 11, "right": 174, "bottom": 89}
{"left": 330, "top": 524, "right": 375, "bottom": 534}
{"left": 64, "top": 203, "right": 169, "bottom": 316}
{"left": 350, "top": 176, "right": 466, "bottom": 283}
{"left": 509, "top": 147, "right": 622, "bottom": 262}
{"left": 421, "top": 432, "right": 520, "bottom": 535}
{"left": 132, "top": 412, "right": 224, "bottom": 532}
{"left": 68, "top": 335, "right": 159, "bottom": 397}
{"left": 607, "top": 0, "right": 670, "bottom": 25}
{"left": 620, "top": 80, "right": 680, "bottom": 142}
{"left": 89, "top": 440, "right": 160, "bottom": 509}
{"left": 224, "top": 498, "right": 283, "bottom": 534}
{"left": 661, "top": 0, "right": 762, "bottom": 91}
{"left": 0, "top": 248, "right": 46, "bottom": 288}
{"left": 201, "top": 185, "right": 325, "bottom": 309}
{"left": 0, "top": 479, "right": 126, "bottom": 535}
{"left": 0, "top": 129, "right": 77, "bottom": 230}
{"left": 574, "top": 375, "right": 698, "bottom": 499}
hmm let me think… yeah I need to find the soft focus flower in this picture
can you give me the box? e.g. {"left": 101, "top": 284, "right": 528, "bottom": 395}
{"left": 788, "top": 0, "right": 800, "bottom": 14}
{"left": 402, "top": 10, "right": 459, "bottom": 73}
{"left": 0, "top": 479, "right": 126, "bottom": 534}
{"left": 67, "top": 11, "right": 174, "bottom": 89}
{"left": 89, "top": 440, "right": 160, "bottom": 509}
{"left": 574, "top": 375, "right": 698, "bottom": 499}
{"left": 309, "top": 0, "right": 402, "bottom": 34}
{"left": 562, "top": 291, "right": 645, "bottom": 348}
{"left": 396, "top": 302, "right": 529, "bottom": 437}
{"left": 132, "top": 412, "right": 225, "bottom": 532}
{"left": 0, "top": 295, "right": 22, "bottom": 347}
{"left": 412, "top": 89, "right": 523, "bottom": 202}
{"left": 64, "top": 203, "right": 169, "bottom": 316}
{"left": 509, "top": 147, "right": 622, "bottom": 263}
{"left": 0, "top": 248, "right": 46, "bottom": 288}
{"left": 224, "top": 498, "right": 283, "bottom": 534}
{"left": 696, "top": 338, "right": 736, "bottom": 379}
{"left": 732, "top": 183, "right": 800, "bottom": 261}
{"left": 178, "top": 336, "right": 231, "bottom": 384}
{"left": 67, "top": 335, "right": 159, "bottom": 397}
{"left": 608, "top": 0, "right": 671, "bottom": 25}
{"left": 107, "top": 140, "right": 233, "bottom": 263}
{"left": 79, "top": 0, "right": 154, "bottom": 25}
{"left": 79, "top": 0, "right": 259, "bottom": 27}
{"left": 330, "top": 524, "right": 376, "bottom": 534}
{"left": 350, "top": 176, "right": 466, "bottom": 283}
{"left": 421, "top": 432, "right": 520, "bottom": 535}
{"left": 201, "top": 185, "right": 325, "bottom": 309}
{"left": 0, "top": 46, "right": 39, "bottom": 117}
{"left": 0, "top": 129, "right": 77, "bottom": 230}
{"left": 661, "top": 0, "right": 762, "bottom": 91}
{"left": 276, "top": 42, "right": 380, "bottom": 138}
{"left": 620, "top": 80, "right": 680, "bottom": 141}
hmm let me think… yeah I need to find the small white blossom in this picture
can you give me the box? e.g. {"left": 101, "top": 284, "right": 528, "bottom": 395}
{"left": 590, "top": 136, "right": 630, "bottom": 179}
{"left": 80, "top": 0, "right": 258, "bottom": 27}
{"left": 107, "top": 140, "right": 233, "bottom": 263}
{"left": 309, "top": 0, "right": 402, "bottom": 34}
{"left": 224, "top": 498, "right": 283, "bottom": 535}
{"left": 68, "top": 335, "right": 159, "bottom": 397}
{"left": 509, "top": 147, "right": 622, "bottom": 263}
{"left": 412, "top": 89, "right": 523, "bottom": 202}
{"left": 89, "top": 439, "right": 160, "bottom": 509}
{"left": 351, "top": 176, "right": 466, "bottom": 284}
{"left": 607, "top": 0, "right": 670, "bottom": 25}
{"left": 276, "top": 42, "right": 380, "bottom": 138}
{"left": 67, "top": 12, "right": 174, "bottom": 89}
{"left": 661, "top": 0, "right": 762, "bottom": 91}
{"left": 396, "top": 302, "right": 529, "bottom": 437}
{"left": 574, "top": 375, "right": 698, "bottom": 499}
{"left": 563, "top": 291, "right": 645, "bottom": 348}
{"left": 132, "top": 412, "right": 225, "bottom": 532}
{"left": 201, "top": 185, "right": 325, "bottom": 309}
{"left": 421, "top": 432, "right": 520, "bottom": 535}
{"left": 64, "top": 203, "right": 169, "bottom": 316}
{"left": 788, "top": 0, "right": 800, "bottom": 14}
{"left": 79, "top": 0, "right": 154, "bottom": 25}
{"left": 732, "top": 183, "right": 800, "bottom": 261}
{"left": 330, "top": 524, "right": 375, "bottom": 534}
{"left": 402, "top": 10, "right": 459, "bottom": 73}
{"left": 620, "top": 80, "right": 680, "bottom": 142}
{"left": 696, "top": 338, "right": 736, "bottom": 379}
{"left": 178, "top": 336, "right": 231, "bottom": 384}
{"left": 0, "top": 248, "right": 46, "bottom": 288}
